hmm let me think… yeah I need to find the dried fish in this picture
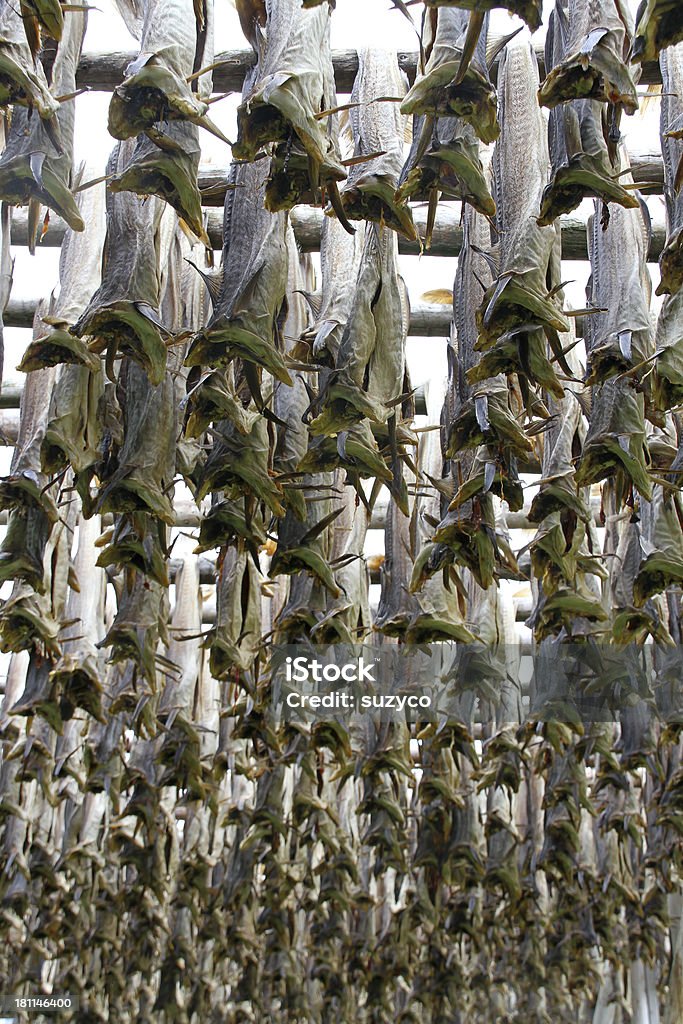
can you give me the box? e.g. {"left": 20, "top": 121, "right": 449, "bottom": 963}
{"left": 49, "top": 513, "right": 107, "bottom": 721}
{"left": 477, "top": 39, "right": 570, "bottom": 359}
{"left": 656, "top": 44, "right": 683, "bottom": 297}
{"left": 633, "top": 431, "right": 683, "bottom": 604}
{"left": 583, "top": 186, "right": 653, "bottom": 383}
{"left": 0, "top": 0, "right": 60, "bottom": 118}
{"left": 0, "top": 8, "right": 87, "bottom": 241}
{"left": 538, "top": 0, "right": 638, "bottom": 112}
{"left": 110, "top": 122, "right": 208, "bottom": 243}
{"left": 206, "top": 544, "right": 261, "bottom": 677}
{"left": 187, "top": 160, "right": 291, "bottom": 389}
{"left": 338, "top": 48, "right": 417, "bottom": 240}
{"left": 633, "top": 0, "right": 683, "bottom": 63}
{"left": 233, "top": 0, "right": 346, "bottom": 212}
{"left": 309, "top": 223, "right": 408, "bottom": 435}
{"left": 538, "top": 0, "right": 640, "bottom": 222}
{"left": 108, "top": 0, "right": 217, "bottom": 140}
{"left": 401, "top": 9, "right": 499, "bottom": 145}
{"left": 422, "top": 0, "right": 542, "bottom": 35}
{"left": 298, "top": 213, "right": 363, "bottom": 364}
{"left": 73, "top": 143, "right": 169, "bottom": 386}
{"left": 396, "top": 112, "right": 495, "bottom": 221}
{"left": 312, "top": 476, "right": 371, "bottom": 643}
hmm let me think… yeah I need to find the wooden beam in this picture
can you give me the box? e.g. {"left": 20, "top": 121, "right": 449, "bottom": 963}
{"left": 65, "top": 46, "right": 663, "bottom": 95}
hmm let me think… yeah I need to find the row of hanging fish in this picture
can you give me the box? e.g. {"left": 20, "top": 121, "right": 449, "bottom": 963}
{"left": 0, "top": 0, "right": 681, "bottom": 1021}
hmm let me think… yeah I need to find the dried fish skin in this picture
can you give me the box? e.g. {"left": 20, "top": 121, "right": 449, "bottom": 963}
{"left": 574, "top": 378, "right": 652, "bottom": 499}
{"left": 653, "top": 287, "right": 683, "bottom": 408}
{"left": 0, "top": 0, "right": 60, "bottom": 118}
{"left": 187, "top": 162, "right": 292, "bottom": 387}
{"left": 0, "top": 507, "right": 51, "bottom": 593}
{"left": 100, "top": 572, "right": 169, "bottom": 685}
{"left": 95, "top": 514, "right": 170, "bottom": 586}
{"left": 310, "top": 224, "right": 407, "bottom": 435}
{"left": 338, "top": 48, "right": 417, "bottom": 240}
{"left": 633, "top": 0, "right": 683, "bottom": 63}
{"left": 18, "top": 178, "right": 106, "bottom": 373}
{"left": 423, "top": 0, "right": 542, "bottom": 35}
{"left": 656, "top": 44, "right": 683, "bottom": 297}
{"left": 400, "top": 10, "right": 499, "bottom": 145}
{"left": 299, "top": 215, "right": 363, "bottom": 365}
{"left": 94, "top": 358, "right": 176, "bottom": 524}
{"left": 110, "top": 122, "right": 207, "bottom": 243}
{"left": 583, "top": 195, "right": 653, "bottom": 384}
{"left": 207, "top": 544, "right": 261, "bottom": 677}
{"left": 537, "top": 3, "right": 639, "bottom": 223}
{"left": 396, "top": 113, "right": 496, "bottom": 218}
{"left": 196, "top": 416, "right": 286, "bottom": 517}
{"left": 312, "top": 478, "right": 370, "bottom": 643}
{"left": 0, "top": 364, "right": 58, "bottom": 521}
{"left": 633, "top": 437, "right": 683, "bottom": 604}
{"left": 108, "top": 0, "right": 212, "bottom": 139}
{"left": 50, "top": 514, "right": 107, "bottom": 722}
{"left": 74, "top": 144, "right": 168, "bottom": 387}
{"left": 537, "top": 0, "right": 638, "bottom": 113}
{"left": 0, "top": 9, "right": 86, "bottom": 235}
{"left": 479, "top": 40, "right": 570, "bottom": 347}
{"left": 270, "top": 474, "right": 339, "bottom": 594}
{"left": 40, "top": 363, "right": 104, "bottom": 478}
{"left": 233, "top": 0, "right": 346, "bottom": 208}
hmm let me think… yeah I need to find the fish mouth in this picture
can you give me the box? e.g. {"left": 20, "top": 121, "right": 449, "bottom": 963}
{"left": 49, "top": 659, "right": 105, "bottom": 723}
{"left": 430, "top": 516, "right": 499, "bottom": 590}
{"left": 401, "top": 63, "right": 499, "bottom": 145}
{"left": 339, "top": 176, "right": 418, "bottom": 241}
{"left": 308, "top": 379, "right": 386, "bottom": 436}
{"left": 0, "top": 474, "right": 58, "bottom": 522}
{"left": 0, "top": 157, "right": 84, "bottom": 232}
{"left": 528, "top": 478, "right": 591, "bottom": 524}
{"left": 76, "top": 303, "right": 167, "bottom": 387}
{"left": 396, "top": 146, "right": 496, "bottom": 218}
{"left": 476, "top": 276, "right": 570, "bottom": 346}
{"left": 183, "top": 375, "right": 260, "bottom": 439}
{"left": 18, "top": 327, "right": 100, "bottom": 373}
{"left": 108, "top": 64, "right": 208, "bottom": 140}
{"left": 0, "top": 53, "right": 61, "bottom": 120}
{"left": 186, "top": 322, "right": 294, "bottom": 386}
{"left": 633, "top": 7, "right": 683, "bottom": 63}
{"left": 656, "top": 228, "right": 683, "bottom": 296}
{"left": 537, "top": 161, "right": 640, "bottom": 225}
{"left": 95, "top": 479, "right": 175, "bottom": 526}
{"left": 405, "top": 614, "right": 476, "bottom": 645}
{"left": 538, "top": 48, "right": 638, "bottom": 114}
{"left": 0, "top": 511, "right": 49, "bottom": 592}
{"left": 297, "top": 431, "right": 393, "bottom": 482}
{"left": 110, "top": 154, "right": 207, "bottom": 244}
{"left": 195, "top": 500, "right": 267, "bottom": 553}
{"left": 446, "top": 395, "right": 533, "bottom": 460}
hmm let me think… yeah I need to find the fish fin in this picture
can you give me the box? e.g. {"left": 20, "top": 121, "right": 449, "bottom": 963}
{"left": 326, "top": 179, "right": 355, "bottom": 236}
{"left": 185, "top": 258, "right": 222, "bottom": 309}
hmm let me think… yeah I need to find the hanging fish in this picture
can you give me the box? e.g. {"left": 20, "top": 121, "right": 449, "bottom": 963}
{"left": 338, "top": 48, "right": 417, "bottom": 240}
{"left": 537, "top": 0, "right": 640, "bottom": 223}
{"left": 0, "top": 9, "right": 87, "bottom": 242}
{"left": 400, "top": 9, "right": 499, "bottom": 145}
{"left": 538, "top": 0, "right": 638, "bottom": 112}
{"left": 633, "top": 0, "right": 683, "bottom": 63}
{"left": 108, "top": 0, "right": 222, "bottom": 143}
{"left": 656, "top": 44, "right": 683, "bottom": 297}
{"left": 73, "top": 143, "right": 170, "bottom": 387}
{"left": 187, "top": 160, "right": 292, "bottom": 391}
{"left": 477, "top": 40, "right": 570, "bottom": 358}
{"left": 233, "top": 0, "right": 346, "bottom": 213}
{"left": 0, "top": 0, "right": 61, "bottom": 119}
{"left": 582, "top": 179, "right": 653, "bottom": 383}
